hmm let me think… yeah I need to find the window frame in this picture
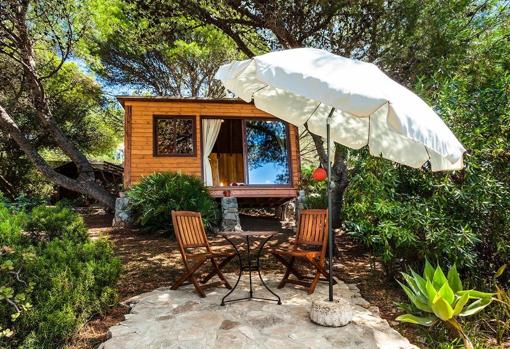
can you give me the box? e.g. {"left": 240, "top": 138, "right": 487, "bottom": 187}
{"left": 201, "top": 115, "right": 293, "bottom": 188}
{"left": 153, "top": 115, "right": 197, "bottom": 157}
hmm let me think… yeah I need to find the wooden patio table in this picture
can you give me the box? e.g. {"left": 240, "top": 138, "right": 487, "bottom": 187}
{"left": 217, "top": 231, "right": 282, "bottom": 306}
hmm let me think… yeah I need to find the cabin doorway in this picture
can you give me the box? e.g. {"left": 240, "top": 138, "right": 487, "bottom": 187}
{"left": 209, "top": 119, "right": 245, "bottom": 186}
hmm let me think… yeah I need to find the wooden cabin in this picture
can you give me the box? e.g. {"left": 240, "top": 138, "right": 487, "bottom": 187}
{"left": 117, "top": 97, "right": 301, "bottom": 207}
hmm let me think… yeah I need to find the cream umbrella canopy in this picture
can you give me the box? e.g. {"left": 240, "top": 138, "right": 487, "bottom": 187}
{"left": 214, "top": 48, "right": 465, "bottom": 301}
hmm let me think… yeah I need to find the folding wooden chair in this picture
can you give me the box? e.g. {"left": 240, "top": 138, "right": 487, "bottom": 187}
{"left": 271, "top": 209, "right": 335, "bottom": 294}
{"left": 171, "top": 211, "right": 234, "bottom": 297}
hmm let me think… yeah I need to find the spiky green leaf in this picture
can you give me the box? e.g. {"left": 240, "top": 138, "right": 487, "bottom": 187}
{"left": 401, "top": 272, "right": 420, "bottom": 296}
{"left": 459, "top": 298, "right": 492, "bottom": 316}
{"left": 495, "top": 264, "right": 507, "bottom": 278}
{"left": 397, "top": 281, "right": 431, "bottom": 312}
{"left": 396, "top": 314, "right": 437, "bottom": 327}
{"left": 424, "top": 259, "right": 435, "bottom": 281}
{"left": 431, "top": 294, "right": 454, "bottom": 321}
{"left": 410, "top": 269, "right": 428, "bottom": 297}
{"left": 425, "top": 279, "right": 437, "bottom": 304}
{"left": 453, "top": 293, "right": 470, "bottom": 315}
{"left": 437, "top": 282, "right": 455, "bottom": 305}
{"left": 457, "top": 290, "right": 496, "bottom": 299}
{"left": 447, "top": 265, "right": 463, "bottom": 292}
{"left": 432, "top": 265, "right": 448, "bottom": 290}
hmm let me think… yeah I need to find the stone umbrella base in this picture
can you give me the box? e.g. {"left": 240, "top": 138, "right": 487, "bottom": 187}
{"left": 310, "top": 298, "right": 353, "bottom": 327}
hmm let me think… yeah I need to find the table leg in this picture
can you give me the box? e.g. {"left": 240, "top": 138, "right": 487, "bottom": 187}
{"left": 220, "top": 235, "right": 243, "bottom": 306}
{"left": 256, "top": 235, "right": 282, "bottom": 305}
{"left": 247, "top": 235, "right": 253, "bottom": 298}
{"left": 220, "top": 233, "right": 281, "bottom": 305}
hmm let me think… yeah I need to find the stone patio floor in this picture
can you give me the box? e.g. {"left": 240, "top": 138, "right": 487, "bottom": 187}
{"left": 99, "top": 274, "right": 418, "bottom": 349}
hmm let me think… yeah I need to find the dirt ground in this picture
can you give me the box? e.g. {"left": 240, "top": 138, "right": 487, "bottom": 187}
{"left": 69, "top": 211, "right": 421, "bottom": 349}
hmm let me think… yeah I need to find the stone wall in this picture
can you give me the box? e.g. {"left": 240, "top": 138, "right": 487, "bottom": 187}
{"left": 221, "top": 197, "right": 242, "bottom": 231}
{"left": 112, "top": 196, "right": 132, "bottom": 227}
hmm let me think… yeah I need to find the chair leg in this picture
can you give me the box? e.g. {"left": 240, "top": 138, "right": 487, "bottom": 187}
{"left": 210, "top": 257, "right": 232, "bottom": 289}
{"left": 317, "top": 262, "right": 337, "bottom": 285}
{"left": 277, "top": 256, "right": 295, "bottom": 289}
{"left": 308, "top": 268, "right": 322, "bottom": 294}
{"left": 273, "top": 253, "right": 304, "bottom": 280}
{"left": 171, "top": 267, "right": 197, "bottom": 290}
{"left": 201, "top": 254, "right": 235, "bottom": 284}
{"left": 308, "top": 257, "right": 337, "bottom": 286}
{"left": 190, "top": 275, "right": 206, "bottom": 297}
{"left": 171, "top": 258, "right": 205, "bottom": 293}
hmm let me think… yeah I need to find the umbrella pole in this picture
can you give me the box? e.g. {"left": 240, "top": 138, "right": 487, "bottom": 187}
{"left": 327, "top": 107, "right": 335, "bottom": 302}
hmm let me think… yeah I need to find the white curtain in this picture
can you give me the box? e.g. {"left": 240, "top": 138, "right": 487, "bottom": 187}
{"left": 202, "top": 119, "right": 222, "bottom": 186}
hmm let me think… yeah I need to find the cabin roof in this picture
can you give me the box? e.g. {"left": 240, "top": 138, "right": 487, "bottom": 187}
{"left": 116, "top": 96, "right": 252, "bottom": 107}
{"left": 54, "top": 160, "right": 124, "bottom": 176}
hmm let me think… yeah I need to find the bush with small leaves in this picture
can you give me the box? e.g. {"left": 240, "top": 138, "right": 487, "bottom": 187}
{"left": 0, "top": 202, "right": 121, "bottom": 348}
{"left": 26, "top": 204, "right": 88, "bottom": 242}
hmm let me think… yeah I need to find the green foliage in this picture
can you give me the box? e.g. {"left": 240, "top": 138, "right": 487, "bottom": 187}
{"left": 397, "top": 262, "right": 494, "bottom": 348}
{"left": 26, "top": 204, "right": 88, "bottom": 242}
{"left": 0, "top": 202, "right": 121, "bottom": 348}
{"left": 17, "top": 238, "right": 120, "bottom": 348}
{"left": 0, "top": 194, "right": 47, "bottom": 213}
{"left": 344, "top": 26, "right": 510, "bottom": 279}
{"left": 0, "top": 53, "right": 122, "bottom": 200}
{"left": 128, "top": 172, "right": 220, "bottom": 234}
{"left": 489, "top": 264, "right": 510, "bottom": 345}
{"left": 81, "top": 0, "right": 243, "bottom": 97}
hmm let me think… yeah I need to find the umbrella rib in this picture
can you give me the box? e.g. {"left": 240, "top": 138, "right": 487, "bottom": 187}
{"left": 251, "top": 84, "right": 269, "bottom": 100}
{"left": 424, "top": 146, "right": 432, "bottom": 161}
{"left": 422, "top": 146, "right": 432, "bottom": 171}
{"left": 367, "top": 108, "right": 372, "bottom": 152}
{"left": 303, "top": 103, "right": 322, "bottom": 126}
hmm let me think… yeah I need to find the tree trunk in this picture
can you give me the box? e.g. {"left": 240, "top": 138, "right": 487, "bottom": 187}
{"left": 0, "top": 105, "right": 116, "bottom": 208}
{"left": 331, "top": 144, "right": 349, "bottom": 228}
{"left": 0, "top": 174, "right": 16, "bottom": 200}
{"left": 308, "top": 130, "right": 349, "bottom": 229}
{"left": 15, "top": 6, "right": 96, "bottom": 182}
{"left": 0, "top": 2, "right": 115, "bottom": 208}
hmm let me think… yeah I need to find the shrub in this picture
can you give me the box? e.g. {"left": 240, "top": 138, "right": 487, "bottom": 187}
{"left": 0, "top": 194, "right": 47, "bottom": 213}
{"left": 26, "top": 204, "right": 88, "bottom": 242}
{"left": 344, "top": 153, "right": 509, "bottom": 280}
{"left": 0, "top": 202, "right": 121, "bottom": 348}
{"left": 128, "top": 172, "right": 220, "bottom": 234}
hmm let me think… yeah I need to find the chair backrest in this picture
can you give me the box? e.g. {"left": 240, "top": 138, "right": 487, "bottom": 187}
{"left": 295, "top": 209, "right": 328, "bottom": 247}
{"left": 171, "top": 211, "right": 210, "bottom": 252}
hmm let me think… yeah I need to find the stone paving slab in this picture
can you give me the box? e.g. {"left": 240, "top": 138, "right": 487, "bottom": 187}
{"left": 100, "top": 274, "right": 418, "bottom": 349}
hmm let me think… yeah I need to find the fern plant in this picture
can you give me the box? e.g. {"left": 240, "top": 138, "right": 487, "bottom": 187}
{"left": 397, "top": 260, "right": 494, "bottom": 349}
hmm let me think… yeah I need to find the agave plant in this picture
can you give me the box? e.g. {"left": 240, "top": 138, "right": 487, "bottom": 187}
{"left": 396, "top": 260, "right": 494, "bottom": 349}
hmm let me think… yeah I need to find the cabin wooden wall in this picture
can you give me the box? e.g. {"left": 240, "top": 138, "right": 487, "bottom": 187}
{"left": 122, "top": 100, "right": 301, "bottom": 193}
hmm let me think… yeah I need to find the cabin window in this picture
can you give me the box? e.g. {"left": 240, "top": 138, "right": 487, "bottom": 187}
{"left": 207, "top": 118, "right": 291, "bottom": 186}
{"left": 153, "top": 116, "right": 195, "bottom": 156}
{"left": 245, "top": 120, "right": 290, "bottom": 184}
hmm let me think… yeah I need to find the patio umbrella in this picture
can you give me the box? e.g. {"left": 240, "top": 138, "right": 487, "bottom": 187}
{"left": 214, "top": 47, "right": 465, "bottom": 301}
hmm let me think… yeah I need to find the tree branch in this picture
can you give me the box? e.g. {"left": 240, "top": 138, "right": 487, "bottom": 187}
{"left": 0, "top": 104, "right": 115, "bottom": 208}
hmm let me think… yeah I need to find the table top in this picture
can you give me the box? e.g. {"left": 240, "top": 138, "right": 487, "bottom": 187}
{"left": 217, "top": 230, "right": 279, "bottom": 237}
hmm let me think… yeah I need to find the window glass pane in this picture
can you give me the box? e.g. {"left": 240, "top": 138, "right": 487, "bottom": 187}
{"left": 245, "top": 120, "right": 290, "bottom": 184}
{"left": 156, "top": 118, "right": 194, "bottom": 155}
